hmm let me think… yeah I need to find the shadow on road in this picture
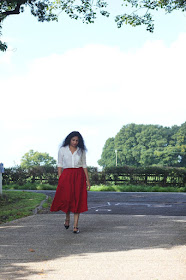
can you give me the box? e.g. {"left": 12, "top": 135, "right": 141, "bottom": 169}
{"left": 0, "top": 213, "right": 186, "bottom": 279}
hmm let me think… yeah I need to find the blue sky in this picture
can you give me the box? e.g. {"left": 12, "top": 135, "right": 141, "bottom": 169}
{"left": 0, "top": 1, "right": 186, "bottom": 168}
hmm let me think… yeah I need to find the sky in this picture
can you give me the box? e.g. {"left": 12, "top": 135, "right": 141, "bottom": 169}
{"left": 0, "top": 1, "right": 186, "bottom": 169}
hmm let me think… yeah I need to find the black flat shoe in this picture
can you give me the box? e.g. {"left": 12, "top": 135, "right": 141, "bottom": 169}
{"left": 64, "top": 220, "right": 70, "bottom": 229}
{"left": 73, "top": 227, "right": 79, "bottom": 234}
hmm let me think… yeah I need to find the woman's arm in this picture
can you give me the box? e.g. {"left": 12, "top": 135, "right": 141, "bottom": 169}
{"left": 57, "top": 147, "right": 64, "bottom": 178}
{"left": 58, "top": 167, "right": 63, "bottom": 178}
{"left": 83, "top": 168, "right": 91, "bottom": 191}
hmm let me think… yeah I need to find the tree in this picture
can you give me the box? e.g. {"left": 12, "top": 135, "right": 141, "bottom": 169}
{"left": 98, "top": 123, "right": 186, "bottom": 167}
{"left": 173, "top": 122, "right": 186, "bottom": 166}
{"left": 98, "top": 137, "right": 115, "bottom": 167}
{"left": 0, "top": 0, "right": 109, "bottom": 51}
{"left": 0, "top": 0, "right": 59, "bottom": 51}
{"left": 1, "top": 0, "right": 186, "bottom": 52}
{"left": 20, "top": 149, "right": 56, "bottom": 169}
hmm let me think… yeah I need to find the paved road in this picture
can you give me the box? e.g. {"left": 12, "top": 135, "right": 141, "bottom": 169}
{"left": 1, "top": 191, "right": 186, "bottom": 280}
{"left": 28, "top": 190, "right": 186, "bottom": 216}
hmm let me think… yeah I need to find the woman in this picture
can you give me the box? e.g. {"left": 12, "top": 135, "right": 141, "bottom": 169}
{"left": 50, "top": 131, "right": 91, "bottom": 234}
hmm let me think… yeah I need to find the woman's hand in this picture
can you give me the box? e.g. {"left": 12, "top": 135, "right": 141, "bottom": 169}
{"left": 58, "top": 167, "right": 63, "bottom": 178}
{"left": 83, "top": 168, "right": 91, "bottom": 191}
{"left": 86, "top": 183, "right": 91, "bottom": 191}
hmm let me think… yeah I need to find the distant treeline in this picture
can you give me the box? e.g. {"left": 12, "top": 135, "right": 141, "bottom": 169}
{"left": 98, "top": 122, "right": 186, "bottom": 168}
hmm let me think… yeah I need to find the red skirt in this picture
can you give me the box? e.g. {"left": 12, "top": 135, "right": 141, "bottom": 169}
{"left": 50, "top": 167, "right": 88, "bottom": 213}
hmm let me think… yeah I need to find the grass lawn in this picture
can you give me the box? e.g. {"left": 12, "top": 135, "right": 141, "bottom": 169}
{"left": 0, "top": 191, "right": 50, "bottom": 224}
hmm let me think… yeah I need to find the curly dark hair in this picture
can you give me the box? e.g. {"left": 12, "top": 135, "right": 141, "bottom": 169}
{"left": 61, "top": 131, "right": 87, "bottom": 151}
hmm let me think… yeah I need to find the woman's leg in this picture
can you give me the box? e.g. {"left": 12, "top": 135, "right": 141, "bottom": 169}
{"left": 74, "top": 213, "right": 80, "bottom": 231}
{"left": 64, "top": 212, "right": 70, "bottom": 226}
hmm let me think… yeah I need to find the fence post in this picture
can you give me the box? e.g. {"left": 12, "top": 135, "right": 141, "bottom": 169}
{"left": 0, "top": 163, "right": 4, "bottom": 195}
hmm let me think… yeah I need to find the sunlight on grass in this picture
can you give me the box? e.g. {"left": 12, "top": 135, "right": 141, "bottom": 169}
{"left": 3, "top": 183, "right": 185, "bottom": 192}
{"left": 90, "top": 184, "right": 186, "bottom": 192}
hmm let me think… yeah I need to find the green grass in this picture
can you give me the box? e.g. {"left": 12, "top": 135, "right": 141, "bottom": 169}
{"left": 0, "top": 191, "right": 47, "bottom": 224}
{"left": 90, "top": 184, "right": 186, "bottom": 192}
{"left": 40, "top": 196, "right": 52, "bottom": 208}
{"left": 3, "top": 183, "right": 186, "bottom": 193}
{"left": 3, "top": 183, "right": 57, "bottom": 191}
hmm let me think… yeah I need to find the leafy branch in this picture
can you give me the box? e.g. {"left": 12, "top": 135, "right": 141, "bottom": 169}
{"left": 0, "top": 0, "right": 186, "bottom": 51}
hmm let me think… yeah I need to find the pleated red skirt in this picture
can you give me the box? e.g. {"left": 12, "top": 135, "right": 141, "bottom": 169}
{"left": 50, "top": 167, "right": 88, "bottom": 213}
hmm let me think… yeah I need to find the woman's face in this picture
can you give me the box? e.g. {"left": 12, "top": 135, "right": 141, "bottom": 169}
{"left": 70, "top": 136, "right": 79, "bottom": 148}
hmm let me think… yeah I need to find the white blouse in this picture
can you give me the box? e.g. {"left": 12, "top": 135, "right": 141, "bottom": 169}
{"left": 58, "top": 146, "right": 87, "bottom": 169}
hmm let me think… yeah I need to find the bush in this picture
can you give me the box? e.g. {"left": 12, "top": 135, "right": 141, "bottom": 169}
{"left": 3, "top": 165, "right": 58, "bottom": 186}
{"left": 3, "top": 165, "right": 186, "bottom": 189}
{"left": 103, "top": 166, "right": 186, "bottom": 187}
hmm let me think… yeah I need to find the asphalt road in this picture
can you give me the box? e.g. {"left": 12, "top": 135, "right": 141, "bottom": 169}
{"left": 1, "top": 190, "right": 186, "bottom": 280}
{"left": 30, "top": 190, "right": 186, "bottom": 216}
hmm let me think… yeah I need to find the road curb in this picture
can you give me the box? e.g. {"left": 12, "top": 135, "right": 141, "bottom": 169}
{"left": 33, "top": 195, "right": 49, "bottom": 215}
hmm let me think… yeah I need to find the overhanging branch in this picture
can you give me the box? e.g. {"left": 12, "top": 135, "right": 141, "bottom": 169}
{"left": 0, "top": 1, "right": 25, "bottom": 22}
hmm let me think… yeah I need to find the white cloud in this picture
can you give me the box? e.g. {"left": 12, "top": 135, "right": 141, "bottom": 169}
{"left": 1, "top": 35, "right": 186, "bottom": 124}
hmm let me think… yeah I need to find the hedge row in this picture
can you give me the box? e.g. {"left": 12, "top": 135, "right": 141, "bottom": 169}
{"left": 3, "top": 166, "right": 57, "bottom": 186}
{"left": 102, "top": 166, "right": 186, "bottom": 186}
{"left": 2, "top": 165, "right": 186, "bottom": 187}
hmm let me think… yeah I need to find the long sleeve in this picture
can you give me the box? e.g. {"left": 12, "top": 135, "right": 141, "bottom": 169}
{"left": 82, "top": 150, "right": 87, "bottom": 168}
{"left": 58, "top": 148, "right": 64, "bottom": 167}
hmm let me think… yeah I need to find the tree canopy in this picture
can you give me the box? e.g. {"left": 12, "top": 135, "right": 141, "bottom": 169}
{"left": 98, "top": 122, "right": 186, "bottom": 168}
{"left": 1, "top": 0, "right": 186, "bottom": 51}
{"left": 20, "top": 149, "right": 56, "bottom": 169}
